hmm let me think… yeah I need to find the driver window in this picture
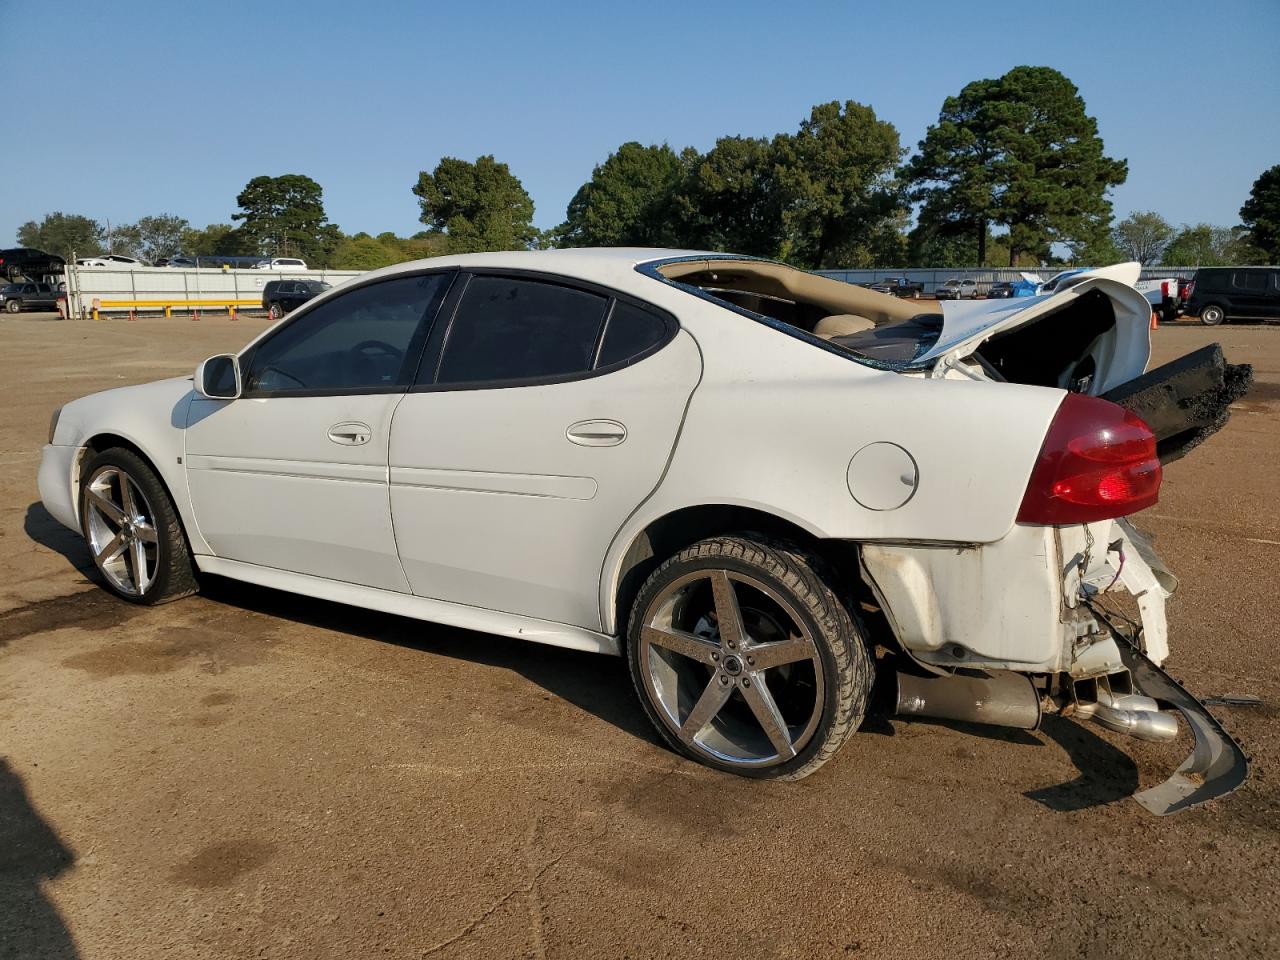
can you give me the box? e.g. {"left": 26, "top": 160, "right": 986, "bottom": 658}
{"left": 244, "top": 273, "right": 451, "bottom": 395}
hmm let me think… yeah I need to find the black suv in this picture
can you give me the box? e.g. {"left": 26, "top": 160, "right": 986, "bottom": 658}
{"left": 0, "top": 248, "right": 66, "bottom": 282}
{"left": 0, "top": 282, "right": 60, "bottom": 313}
{"left": 262, "top": 279, "right": 330, "bottom": 319}
{"left": 1187, "top": 267, "right": 1280, "bottom": 325}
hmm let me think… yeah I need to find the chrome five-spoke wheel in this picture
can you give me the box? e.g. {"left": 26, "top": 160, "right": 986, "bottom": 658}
{"left": 84, "top": 465, "right": 160, "bottom": 596}
{"left": 79, "top": 448, "right": 198, "bottom": 605}
{"left": 639, "top": 567, "right": 824, "bottom": 767}
{"left": 628, "top": 535, "right": 872, "bottom": 779}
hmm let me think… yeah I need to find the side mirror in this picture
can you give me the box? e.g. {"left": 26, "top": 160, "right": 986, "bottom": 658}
{"left": 195, "top": 354, "right": 241, "bottom": 400}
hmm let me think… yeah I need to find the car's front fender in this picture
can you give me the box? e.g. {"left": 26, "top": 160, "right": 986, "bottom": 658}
{"left": 49, "top": 377, "right": 209, "bottom": 554}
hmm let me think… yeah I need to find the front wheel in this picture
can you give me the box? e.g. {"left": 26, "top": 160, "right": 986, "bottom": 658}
{"left": 1199, "top": 304, "right": 1226, "bottom": 326}
{"left": 5, "top": 299, "right": 19, "bottom": 313}
{"left": 268, "top": 302, "right": 284, "bottom": 320}
{"left": 80, "top": 448, "right": 198, "bottom": 605}
{"left": 626, "top": 535, "right": 873, "bottom": 780}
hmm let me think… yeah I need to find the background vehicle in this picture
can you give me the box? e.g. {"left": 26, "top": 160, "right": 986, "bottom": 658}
{"left": 77, "top": 254, "right": 147, "bottom": 268}
{"left": 986, "top": 281, "right": 1017, "bottom": 298}
{"left": 1186, "top": 267, "right": 1280, "bottom": 325}
{"left": 0, "top": 282, "right": 59, "bottom": 312}
{"left": 1131, "top": 276, "right": 1183, "bottom": 324}
{"left": 867, "top": 276, "right": 924, "bottom": 298}
{"left": 0, "top": 247, "right": 65, "bottom": 282}
{"left": 253, "top": 257, "right": 308, "bottom": 270}
{"left": 38, "top": 250, "right": 1250, "bottom": 812}
{"left": 934, "top": 277, "right": 979, "bottom": 299}
{"left": 262, "top": 278, "right": 331, "bottom": 319}
{"left": 1036, "top": 268, "right": 1087, "bottom": 295}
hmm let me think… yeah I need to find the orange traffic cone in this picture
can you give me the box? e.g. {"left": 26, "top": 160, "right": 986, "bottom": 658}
{"left": 1150, "top": 310, "right": 1159, "bottom": 330}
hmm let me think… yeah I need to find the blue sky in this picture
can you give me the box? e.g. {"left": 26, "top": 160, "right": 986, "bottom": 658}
{"left": 2, "top": 0, "right": 1277, "bottom": 246}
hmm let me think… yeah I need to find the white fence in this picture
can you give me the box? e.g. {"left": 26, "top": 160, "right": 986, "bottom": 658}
{"left": 63, "top": 265, "right": 364, "bottom": 318}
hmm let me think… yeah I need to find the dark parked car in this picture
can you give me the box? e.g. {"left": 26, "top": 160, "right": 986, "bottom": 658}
{"left": 262, "top": 278, "right": 330, "bottom": 319}
{"left": 867, "top": 276, "right": 924, "bottom": 298}
{"left": 986, "top": 281, "right": 1017, "bottom": 299}
{"left": 0, "top": 282, "right": 60, "bottom": 313}
{"left": 1186, "top": 267, "right": 1280, "bottom": 325}
{"left": 0, "top": 248, "right": 66, "bottom": 282}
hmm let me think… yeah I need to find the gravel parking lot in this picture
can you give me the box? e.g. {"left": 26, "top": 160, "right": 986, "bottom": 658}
{"left": 2, "top": 312, "right": 1277, "bottom": 959}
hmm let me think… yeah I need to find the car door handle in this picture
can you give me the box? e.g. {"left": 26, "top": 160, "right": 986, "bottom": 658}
{"left": 328, "top": 421, "right": 372, "bottom": 446}
{"left": 566, "top": 419, "right": 627, "bottom": 447}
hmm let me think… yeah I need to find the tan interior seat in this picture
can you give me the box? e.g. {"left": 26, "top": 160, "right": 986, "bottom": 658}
{"left": 813, "top": 314, "right": 875, "bottom": 339}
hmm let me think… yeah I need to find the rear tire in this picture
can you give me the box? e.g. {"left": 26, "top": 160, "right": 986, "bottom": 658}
{"left": 626, "top": 535, "right": 872, "bottom": 780}
{"left": 268, "top": 302, "right": 283, "bottom": 320}
{"left": 80, "top": 448, "right": 198, "bottom": 605}
{"left": 1199, "top": 304, "right": 1226, "bottom": 326}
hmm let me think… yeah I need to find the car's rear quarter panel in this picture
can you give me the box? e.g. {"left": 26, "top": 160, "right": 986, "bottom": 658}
{"left": 600, "top": 300, "right": 1066, "bottom": 632}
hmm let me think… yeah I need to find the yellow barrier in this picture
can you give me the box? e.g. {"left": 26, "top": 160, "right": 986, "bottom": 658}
{"left": 90, "top": 298, "right": 262, "bottom": 321}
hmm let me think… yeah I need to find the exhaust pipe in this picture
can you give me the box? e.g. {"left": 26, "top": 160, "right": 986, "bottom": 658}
{"left": 895, "top": 670, "right": 1041, "bottom": 731}
{"left": 1090, "top": 687, "right": 1179, "bottom": 742}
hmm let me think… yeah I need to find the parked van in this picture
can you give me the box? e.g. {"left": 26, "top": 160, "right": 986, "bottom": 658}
{"left": 1186, "top": 267, "right": 1280, "bottom": 325}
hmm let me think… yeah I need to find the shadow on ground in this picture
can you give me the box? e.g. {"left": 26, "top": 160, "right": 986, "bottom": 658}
{"left": 1024, "top": 716, "right": 1140, "bottom": 811}
{"left": 0, "top": 760, "right": 79, "bottom": 959}
{"left": 24, "top": 504, "right": 95, "bottom": 579}
{"left": 23, "top": 500, "right": 1143, "bottom": 804}
{"left": 198, "top": 574, "right": 663, "bottom": 747}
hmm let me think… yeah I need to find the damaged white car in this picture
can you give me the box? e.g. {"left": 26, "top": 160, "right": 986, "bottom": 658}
{"left": 38, "top": 251, "right": 1252, "bottom": 814}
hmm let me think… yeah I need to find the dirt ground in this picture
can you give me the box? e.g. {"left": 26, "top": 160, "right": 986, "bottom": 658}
{"left": 2, "top": 311, "right": 1277, "bottom": 959}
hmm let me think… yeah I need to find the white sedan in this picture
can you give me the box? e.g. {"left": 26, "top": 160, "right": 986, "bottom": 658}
{"left": 75, "top": 254, "right": 147, "bottom": 268}
{"left": 38, "top": 250, "right": 1250, "bottom": 812}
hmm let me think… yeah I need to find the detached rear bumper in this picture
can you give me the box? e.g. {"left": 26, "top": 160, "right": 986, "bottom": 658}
{"left": 1112, "top": 629, "right": 1250, "bottom": 815}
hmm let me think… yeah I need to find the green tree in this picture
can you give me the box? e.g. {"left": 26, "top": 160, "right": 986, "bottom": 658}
{"left": 412, "top": 155, "right": 537, "bottom": 254}
{"left": 1240, "top": 164, "right": 1280, "bottom": 264}
{"left": 16, "top": 212, "right": 103, "bottom": 260}
{"left": 560, "top": 142, "right": 692, "bottom": 247}
{"left": 182, "top": 223, "right": 255, "bottom": 258}
{"left": 905, "top": 78, "right": 1002, "bottom": 265}
{"left": 1065, "top": 232, "right": 1123, "bottom": 266}
{"left": 772, "top": 100, "right": 905, "bottom": 268}
{"left": 675, "top": 136, "right": 784, "bottom": 256}
{"left": 1111, "top": 211, "right": 1174, "bottom": 264}
{"left": 330, "top": 233, "right": 398, "bottom": 270}
{"left": 1162, "top": 224, "right": 1260, "bottom": 267}
{"left": 908, "top": 66, "right": 1127, "bottom": 266}
{"left": 125, "top": 214, "right": 190, "bottom": 262}
{"left": 232, "top": 174, "right": 340, "bottom": 264}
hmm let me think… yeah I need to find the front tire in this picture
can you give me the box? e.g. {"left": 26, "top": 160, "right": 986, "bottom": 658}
{"left": 1199, "top": 304, "right": 1226, "bottom": 326}
{"left": 80, "top": 448, "right": 198, "bottom": 605}
{"left": 626, "top": 535, "right": 873, "bottom": 780}
{"left": 5, "top": 299, "right": 19, "bottom": 313}
{"left": 268, "top": 302, "right": 284, "bottom": 320}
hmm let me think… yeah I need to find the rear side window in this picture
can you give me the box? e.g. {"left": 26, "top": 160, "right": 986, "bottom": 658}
{"left": 1235, "top": 271, "right": 1267, "bottom": 292}
{"left": 596, "top": 300, "right": 669, "bottom": 368}
{"left": 435, "top": 277, "right": 609, "bottom": 385}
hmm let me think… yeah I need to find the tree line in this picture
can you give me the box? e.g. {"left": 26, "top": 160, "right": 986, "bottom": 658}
{"left": 17, "top": 65, "right": 1280, "bottom": 270}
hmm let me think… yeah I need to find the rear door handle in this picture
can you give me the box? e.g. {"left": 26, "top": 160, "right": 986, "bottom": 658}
{"left": 566, "top": 419, "right": 627, "bottom": 447}
{"left": 328, "top": 421, "right": 372, "bottom": 446}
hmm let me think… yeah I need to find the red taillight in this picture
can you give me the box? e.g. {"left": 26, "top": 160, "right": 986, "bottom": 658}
{"left": 1017, "top": 393, "right": 1161, "bottom": 524}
